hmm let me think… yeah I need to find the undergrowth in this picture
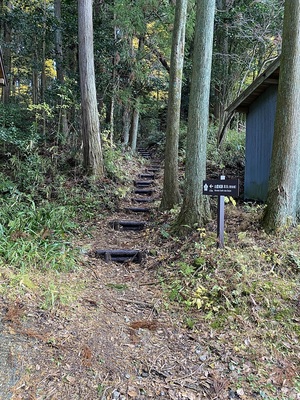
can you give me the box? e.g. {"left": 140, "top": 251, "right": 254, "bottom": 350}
{"left": 158, "top": 204, "right": 300, "bottom": 398}
{"left": 0, "top": 138, "right": 138, "bottom": 307}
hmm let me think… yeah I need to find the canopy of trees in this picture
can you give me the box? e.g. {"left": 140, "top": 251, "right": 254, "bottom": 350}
{"left": 3, "top": 0, "right": 298, "bottom": 231}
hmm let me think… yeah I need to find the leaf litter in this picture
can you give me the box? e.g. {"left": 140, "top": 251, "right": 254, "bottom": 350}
{"left": 0, "top": 158, "right": 299, "bottom": 400}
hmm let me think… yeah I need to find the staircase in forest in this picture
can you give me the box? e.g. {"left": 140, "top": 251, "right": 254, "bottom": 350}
{"left": 94, "top": 149, "right": 161, "bottom": 264}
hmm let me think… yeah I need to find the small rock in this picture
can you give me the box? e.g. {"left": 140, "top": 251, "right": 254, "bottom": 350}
{"left": 229, "top": 363, "right": 236, "bottom": 371}
{"left": 199, "top": 354, "right": 207, "bottom": 362}
{"left": 112, "top": 390, "right": 120, "bottom": 399}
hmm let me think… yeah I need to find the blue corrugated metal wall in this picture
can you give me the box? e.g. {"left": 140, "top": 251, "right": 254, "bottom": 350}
{"left": 244, "top": 85, "right": 278, "bottom": 201}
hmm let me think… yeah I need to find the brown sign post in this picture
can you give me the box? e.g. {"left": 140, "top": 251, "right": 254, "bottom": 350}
{"left": 203, "top": 176, "right": 239, "bottom": 248}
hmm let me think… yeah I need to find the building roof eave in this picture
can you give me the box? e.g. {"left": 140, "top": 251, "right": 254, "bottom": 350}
{"left": 226, "top": 57, "right": 280, "bottom": 115}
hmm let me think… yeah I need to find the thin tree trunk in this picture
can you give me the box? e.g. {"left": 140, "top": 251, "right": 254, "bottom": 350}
{"left": 32, "top": 67, "right": 39, "bottom": 105}
{"left": 123, "top": 105, "right": 131, "bottom": 146}
{"left": 2, "top": 0, "right": 12, "bottom": 104}
{"left": 54, "top": 0, "right": 68, "bottom": 138}
{"left": 160, "top": 0, "right": 188, "bottom": 210}
{"left": 129, "top": 103, "right": 139, "bottom": 152}
{"left": 78, "top": 0, "right": 104, "bottom": 177}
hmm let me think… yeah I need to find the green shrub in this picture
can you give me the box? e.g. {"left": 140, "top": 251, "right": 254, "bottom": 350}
{"left": 207, "top": 125, "right": 245, "bottom": 171}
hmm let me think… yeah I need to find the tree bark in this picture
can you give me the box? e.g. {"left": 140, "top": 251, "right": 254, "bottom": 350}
{"left": 122, "top": 105, "right": 131, "bottom": 146}
{"left": 175, "top": 0, "right": 215, "bottom": 232}
{"left": 263, "top": 1, "right": 300, "bottom": 232}
{"left": 2, "top": 0, "right": 12, "bottom": 104}
{"left": 54, "top": 0, "right": 69, "bottom": 138}
{"left": 129, "top": 102, "right": 140, "bottom": 152}
{"left": 78, "top": 0, "right": 104, "bottom": 177}
{"left": 160, "top": 0, "right": 188, "bottom": 210}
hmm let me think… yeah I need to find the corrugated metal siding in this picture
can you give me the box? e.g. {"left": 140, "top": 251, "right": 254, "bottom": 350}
{"left": 244, "top": 85, "right": 277, "bottom": 201}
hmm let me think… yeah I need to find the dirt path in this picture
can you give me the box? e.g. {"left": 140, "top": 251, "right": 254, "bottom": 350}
{"left": 0, "top": 159, "right": 217, "bottom": 400}
{"left": 1, "top": 158, "right": 299, "bottom": 400}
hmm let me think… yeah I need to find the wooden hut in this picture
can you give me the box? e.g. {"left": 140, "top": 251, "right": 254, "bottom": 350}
{"left": 226, "top": 57, "right": 280, "bottom": 201}
{"left": 0, "top": 49, "right": 7, "bottom": 86}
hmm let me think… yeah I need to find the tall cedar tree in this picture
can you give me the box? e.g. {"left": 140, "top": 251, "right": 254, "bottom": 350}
{"left": 175, "top": 0, "right": 215, "bottom": 232}
{"left": 160, "top": 0, "right": 188, "bottom": 210}
{"left": 78, "top": 0, "right": 104, "bottom": 177}
{"left": 263, "top": 1, "right": 300, "bottom": 231}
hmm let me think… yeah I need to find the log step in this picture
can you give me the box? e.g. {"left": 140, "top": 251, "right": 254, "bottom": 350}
{"left": 132, "top": 197, "right": 154, "bottom": 203}
{"left": 134, "top": 188, "right": 154, "bottom": 195}
{"left": 139, "top": 173, "right": 155, "bottom": 179}
{"left": 147, "top": 168, "right": 160, "bottom": 173}
{"left": 95, "top": 249, "right": 144, "bottom": 263}
{"left": 109, "top": 220, "right": 146, "bottom": 231}
{"left": 138, "top": 152, "right": 151, "bottom": 158}
{"left": 134, "top": 180, "right": 154, "bottom": 187}
{"left": 125, "top": 207, "right": 151, "bottom": 213}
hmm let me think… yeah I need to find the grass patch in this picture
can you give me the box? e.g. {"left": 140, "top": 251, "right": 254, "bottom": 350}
{"left": 158, "top": 204, "right": 300, "bottom": 396}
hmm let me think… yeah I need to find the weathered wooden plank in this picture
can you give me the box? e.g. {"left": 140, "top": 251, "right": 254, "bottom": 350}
{"left": 131, "top": 197, "right": 154, "bottom": 203}
{"left": 139, "top": 173, "right": 155, "bottom": 179}
{"left": 109, "top": 220, "right": 146, "bottom": 231}
{"left": 134, "top": 180, "right": 154, "bottom": 187}
{"left": 134, "top": 188, "right": 154, "bottom": 195}
{"left": 95, "top": 249, "right": 144, "bottom": 263}
{"left": 125, "top": 207, "right": 151, "bottom": 213}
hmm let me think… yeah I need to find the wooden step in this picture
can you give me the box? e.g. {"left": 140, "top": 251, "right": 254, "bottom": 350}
{"left": 95, "top": 249, "right": 144, "bottom": 263}
{"left": 109, "top": 220, "right": 146, "bottom": 231}
{"left": 139, "top": 173, "right": 155, "bottom": 180}
{"left": 125, "top": 207, "right": 151, "bottom": 213}
{"left": 134, "top": 188, "right": 154, "bottom": 196}
{"left": 134, "top": 180, "right": 154, "bottom": 187}
{"left": 147, "top": 168, "right": 160, "bottom": 173}
{"left": 131, "top": 197, "right": 154, "bottom": 203}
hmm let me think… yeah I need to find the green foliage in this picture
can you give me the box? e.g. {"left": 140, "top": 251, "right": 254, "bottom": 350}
{"left": 0, "top": 189, "right": 78, "bottom": 271}
{"left": 207, "top": 126, "right": 245, "bottom": 172}
{"left": 0, "top": 104, "right": 37, "bottom": 151}
{"left": 102, "top": 139, "right": 134, "bottom": 184}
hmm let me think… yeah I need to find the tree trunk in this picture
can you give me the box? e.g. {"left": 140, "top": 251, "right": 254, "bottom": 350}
{"left": 32, "top": 68, "right": 39, "bottom": 105}
{"left": 2, "top": 0, "right": 12, "bottom": 104}
{"left": 175, "top": 0, "right": 215, "bottom": 232}
{"left": 129, "top": 102, "right": 139, "bottom": 152}
{"left": 54, "top": 0, "right": 69, "bottom": 138}
{"left": 123, "top": 105, "right": 131, "bottom": 146}
{"left": 78, "top": 0, "right": 104, "bottom": 177}
{"left": 160, "top": 0, "right": 188, "bottom": 210}
{"left": 263, "top": 1, "right": 300, "bottom": 232}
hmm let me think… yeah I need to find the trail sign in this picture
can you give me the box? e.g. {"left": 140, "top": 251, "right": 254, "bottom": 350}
{"left": 202, "top": 177, "right": 240, "bottom": 248}
{"left": 203, "top": 179, "right": 239, "bottom": 197}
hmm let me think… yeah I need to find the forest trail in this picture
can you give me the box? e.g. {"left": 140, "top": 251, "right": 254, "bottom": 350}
{"left": 1, "top": 154, "right": 299, "bottom": 400}
{"left": 0, "top": 154, "right": 220, "bottom": 400}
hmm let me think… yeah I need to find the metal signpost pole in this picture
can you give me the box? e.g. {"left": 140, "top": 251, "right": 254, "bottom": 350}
{"left": 217, "top": 176, "right": 225, "bottom": 248}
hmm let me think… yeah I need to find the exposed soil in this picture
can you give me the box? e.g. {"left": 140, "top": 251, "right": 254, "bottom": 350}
{"left": 0, "top": 158, "right": 299, "bottom": 400}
